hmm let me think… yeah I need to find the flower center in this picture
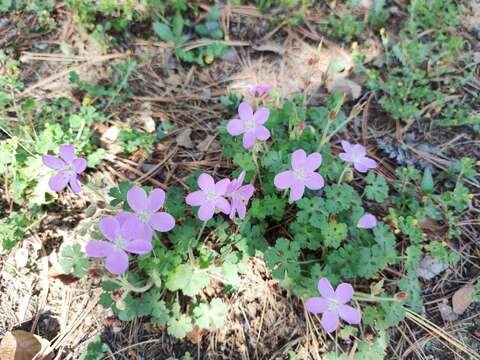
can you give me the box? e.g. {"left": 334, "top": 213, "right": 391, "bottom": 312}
{"left": 351, "top": 152, "right": 361, "bottom": 162}
{"left": 206, "top": 191, "right": 218, "bottom": 202}
{"left": 327, "top": 299, "right": 340, "bottom": 311}
{"left": 294, "top": 168, "right": 306, "bottom": 181}
{"left": 138, "top": 210, "right": 150, "bottom": 223}
{"left": 114, "top": 235, "right": 125, "bottom": 250}
{"left": 245, "top": 120, "right": 257, "bottom": 132}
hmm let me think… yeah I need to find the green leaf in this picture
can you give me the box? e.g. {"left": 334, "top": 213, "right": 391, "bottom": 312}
{"left": 421, "top": 167, "right": 434, "bottom": 193}
{"left": 172, "top": 11, "right": 184, "bottom": 39}
{"left": 153, "top": 22, "right": 175, "bottom": 41}
{"left": 193, "top": 298, "right": 228, "bottom": 330}
{"left": 264, "top": 238, "right": 301, "bottom": 280}
{"left": 355, "top": 330, "right": 388, "bottom": 359}
{"left": 165, "top": 264, "right": 210, "bottom": 297}
{"left": 365, "top": 172, "right": 389, "bottom": 202}
{"left": 79, "top": 336, "right": 108, "bottom": 360}
{"left": 167, "top": 303, "right": 193, "bottom": 339}
{"left": 59, "top": 243, "right": 90, "bottom": 277}
{"left": 320, "top": 220, "right": 348, "bottom": 248}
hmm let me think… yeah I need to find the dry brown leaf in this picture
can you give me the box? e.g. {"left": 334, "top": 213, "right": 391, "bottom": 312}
{"left": 438, "top": 299, "right": 458, "bottom": 321}
{"left": 176, "top": 128, "right": 193, "bottom": 149}
{"left": 186, "top": 325, "right": 207, "bottom": 344}
{"left": 252, "top": 41, "right": 285, "bottom": 55}
{"left": 452, "top": 284, "right": 475, "bottom": 315}
{"left": 326, "top": 77, "right": 362, "bottom": 100}
{"left": 0, "top": 330, "right": 51, "bottom": 360}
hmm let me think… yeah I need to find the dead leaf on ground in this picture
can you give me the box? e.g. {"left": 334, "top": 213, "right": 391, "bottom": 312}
{"left": 452, "top": 284, "right": 475, "bottom": 315}
{"left": 326, "top": 77, "right": 362, "bottom": 100}
{"left": 252, "top": 41, "right": 285, "bottom": 55}
{"left": 176, "top": 128, "right": 193, "bottom": 149}
{"left": 0, "top": 330, "right": 51, "bottom": 360}
{"left": 186, "top": 325, "right": 207, "bottom": 344}
{"left": 415, "top": 256, "right": 448, "bottom": 280}
{"left": 196, "top": 135, "right": 215, "bottom": 152}
{"left": 438, "top": 299, "right": 458, "bottom": 321}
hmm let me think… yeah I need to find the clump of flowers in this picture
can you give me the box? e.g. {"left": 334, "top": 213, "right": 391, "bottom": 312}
{"left": 357, "top": 213, "right": 377, "bottom": 229}
{"left": 274, "top": 149, "right": 324, "bottom": 201}
{"left": 86, "top": 215, "right": 152, "bottom": 274}
{"left": 186, "top": 173, "right": 231, "bottom": 221}
{"left": 339, "top": 141, "right": 377, "bottom": 173}
{"left": 305, "top": 278, "right": 361, "bottom": 333}
{"left": 225, "top": 171, "right": 254, "bottom": 220}
{"left": 227, "top": 102, "right": 270, "bottom": 149}
{"left": 42, "top": 144, "right": 86, "bottom": 193}
{"left": 124, "top": 187, "right": 175, "bottom": 241}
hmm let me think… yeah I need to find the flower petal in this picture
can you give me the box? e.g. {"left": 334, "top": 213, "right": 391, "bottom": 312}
{"left": 357, "top": 213, "right": 377, "bottom": 229}
{"left": 351, "top": 144, "right": 366, "bottom": 157}
{"left": 242, "top": 132, "right": 256, "bottom": 149}
{"left": 253, "top": 107, "right": 270, "bottom": 125}
{"left": 341, "top": 140, "right": 352, "bottom": 153}
{"left": 198, "top": 173, "right": 215, "bottom": 191}
{"left": 289, "top": 181, "right": 305, "bottom": 201}
{"left": 69, "top": 174, "right": 82, "bottom": 193}
{"left": 305, "top": 172, "right": 324, "bottom": 190}
{"left": 49, "top": 173, "right": 70, "bottom": 192}
{"left": 72, "top": 158, "right": 87, "bottom": 173}
{"left": 198, "top": 202, "right": 215, "bottom": 221}
{"left": 215, "top": 197, "right": 231, "bottom": 215}
{"left": 238, "top": 102, "right": 253, "bottom": 122}
{"left": 105, "top": 249, "right": 129, "bottom": 275}
{"left": 305, "top": 152, "right": 322, "bottom": 171}
{"left": 121, "top": 217, "right": 144, "bottom": 240}
{"left": 85, "top": 240, "right": 114, "bottom": 258}
{"left": 305, "top": 297, "right": 328, "bottom": 314}
{"left": 227, "top": 119, "right": 245, "bottom": 136}
{"left": 99, "top": 216, "right": 121, "bottom": 242}
{"left": 238, "top": 184, "right": 255, "bottom": 200}
{"left": 353, "top": 162, "right": 369, "bottom": 173}
{"left": 321, "top": 311, "right": 340, "bottom": 333}
{"left": 318, "top": 278, "right": 335, "bottom": 299}
{"left": 116, "top": 211, "right": 136, "bottom": 224}
{"left": 215, "top": 178, "right": 230, "bottom": 195}
{"left": 335, "top": 283, "right": 354, "bottom": 304}
{"left": 291, "top": 149, "right": 307, "bottom": 170}
{"left": 358, "top": 156, "right": 377, "bottom": 170}
{"left": 127, "top": 187, "right": 148, "bottom": 212}
{"left": 274, "top": 171, "right": 294, "bottom": 189}
{"left": 237, "top": 171, "right": 246, "bottom": 185}
{"left": 123, "top": 239, "right": 152, "bottom": 254}
{"left": 339, "top": 152, "right": 352, "bottom": 162}
{"left": 147, "top": 188, "right": 166, "bottom": 212}
{"left": 339, "top": 305, "right": 362, "bottom": 324}
{"left": 255, "top": 125, "right": 271, "bottom": 141}
{"left": 149, "top": 212, "right": 175, "bottom": 232}
{"left": 42, "top": 155, "right": 66, "bottom": 170}
{"left": 59, "top": 144, "right": 76, "bottom": 163}
{"left": 186, "top": 190, "right": 205, "bottom": 206}
{"left": 235, "top": 200, "right": 247, "bottom": 219}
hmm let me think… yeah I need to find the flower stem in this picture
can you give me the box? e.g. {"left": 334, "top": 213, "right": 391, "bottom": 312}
{"left": 251, "top": 145, "right": 263, "bottom": 188}
{"left": 189, "top": 221, "right": 207, "bottom": 264}
{"left": 111, "top": 276, "right": 153, "bottom": 293}
{"left": 337, "top": 164, "right": 350, "bottom": 184}
{"left": 353, "top": 292, "right": 402, "bottom": 303}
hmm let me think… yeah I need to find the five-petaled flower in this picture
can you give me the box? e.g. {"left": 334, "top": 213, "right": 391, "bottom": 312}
{"left": 85, "top": 215, "right": 152, "bottom": 274}
{"left": 42, "top": 144, "right": 87, "bottom": 193}
{"left": 226, "top": 171, "right": 254, "bottom": 220}
{"left": 186, "top": 173, "right": 231, "bottom": 221}
{"left": 247, "top": 84, "right": 272, "bottom": 97}
{"left": 274, "top": 149, "right": 324, "bottom": 201}
{"left": 125, "top": 187, "right": 176, "bottom": 241}
{"left": 357, "top": 213, "right": 377, "bottom": 229}
{"left": 227, "top": 102, "right": 270, "bottom": 149}
{"left": 339, "top": 141, "right": 377, "bottom": 173}
{"left": 305, "top": 278, "right": 362, "bottom": 333}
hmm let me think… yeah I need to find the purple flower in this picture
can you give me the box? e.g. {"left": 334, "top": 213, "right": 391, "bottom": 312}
{"left": 226, "top": 171, "right": 254, "bottom": 220}
{"left": 274, "top": 149, "right": 324, "bottom": 201}
{"left": 247, "top": 84, "right": 272, "bottom": 97}
{"left": 339, "top": 141, "right": 377, "bottom": 173}
{"left": 85, "top": 215, "right": 152, "bottom": 274}
{"left": 357, "top": 213, "right": 377, "bottom": 229}
{"left": 186, "top": 173, "right": 231, "bottom": 221}
{"left": 125, "top": 187, "right": 176, "bottom": 241}
{"left": 227, "top": 102, "right": 270, "bottom": 149}
{"left": 42, "top": 144, "right": 87, "bottom": 193}
{"left": 305, "top": 278, "right": 361, "bottom": 333}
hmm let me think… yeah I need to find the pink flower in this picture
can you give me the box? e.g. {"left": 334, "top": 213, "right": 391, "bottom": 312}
{"left": 227, "top": 102, "right": 270, "bottom": 149}
{"left": 186, "top": 173, "right": 231, "bottom": 221}
{"left": 85, "top": 215, "right": 152, "bottom": 274}
{"left": 42, "top": 144, "right": 86, "bottom": 193}
{"left": 226, "top": 171, "right": 254, "bottom": 220}
{"left": 274, "top": 149, "right": 324, "bottom": 201}
{"left": 339, "top": 141, "right": 377, "bottom": 173}
{"left": 247, "top": 84, "right": 272, "bottom": 97}
{"left": 305, "top": 278, "right": 361, "bottom": 333}
{"left": 125, "top": 187, "right": 175, "bottom": 241}
{"left": 357, "top": 213, "right": 377, "bottom": 229}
